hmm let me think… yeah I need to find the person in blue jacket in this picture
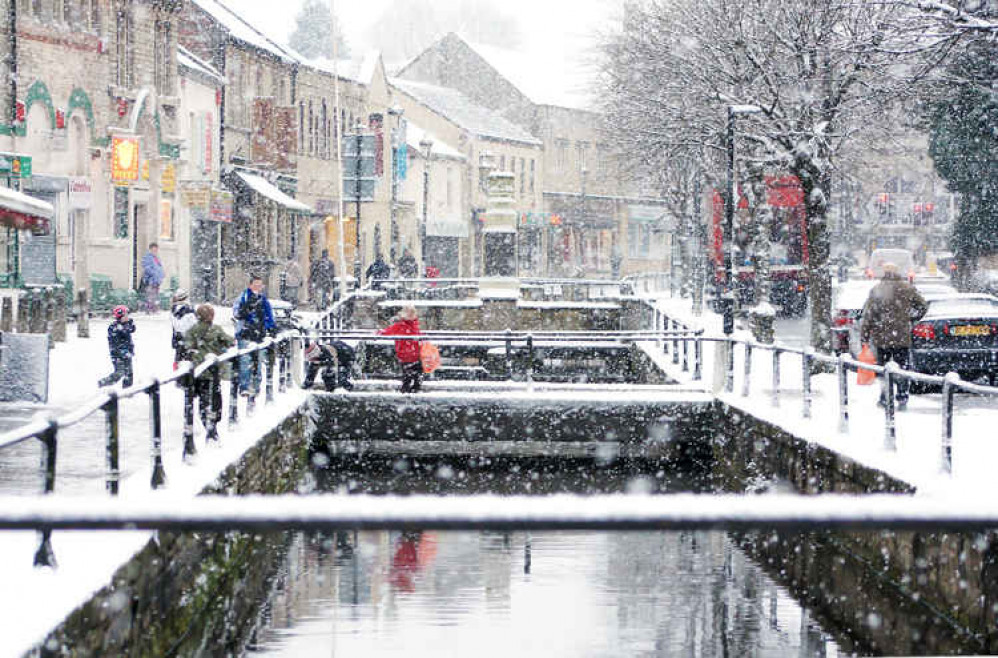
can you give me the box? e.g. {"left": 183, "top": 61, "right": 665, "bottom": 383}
{"left": 140, "top": 242, "right": 165, "bottom": 314}
{"left": 232, "top": 275, "right": 276, "bottom": 396}
{"left": 99, "top": 305, "right": 136, "bottom": 388}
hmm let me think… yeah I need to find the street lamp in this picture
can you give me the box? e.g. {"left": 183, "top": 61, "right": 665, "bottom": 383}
{"left": 723, "top": 104, "right": 763, "bottom": 336}
{"left": 420, "top": 137, "right": 433, "bottom": 277}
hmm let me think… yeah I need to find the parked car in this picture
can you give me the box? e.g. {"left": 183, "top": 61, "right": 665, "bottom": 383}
{"left": 910, "top": 293, "right": 998, "bottom": 385}
{"left": 865, "top": 248, "right": 916, "bottom": 280}
{"left": 831, "top": 279, "right": 878, "bottom": 355}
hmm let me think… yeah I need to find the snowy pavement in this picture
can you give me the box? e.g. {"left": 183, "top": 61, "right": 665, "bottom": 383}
{"left": 643, "top": 293, "right": 998, "bottom": 498}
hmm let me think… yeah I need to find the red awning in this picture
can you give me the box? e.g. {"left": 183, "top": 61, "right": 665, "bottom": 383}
{"left": 0, "top": 186, "right": 53, "bottom": 235}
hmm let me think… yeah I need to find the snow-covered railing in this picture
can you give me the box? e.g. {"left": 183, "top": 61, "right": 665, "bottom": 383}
{"left": 5, "top": 493, "right": 998, "bottom": 532}
{"left": 0, "top": 333, "right": 297, "bottom": 566}
{"left": 357, "top": 277, "right": 632, "bottom": 301}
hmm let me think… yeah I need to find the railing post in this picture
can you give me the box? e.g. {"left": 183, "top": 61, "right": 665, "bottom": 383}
{"left": 941, "top": 372, "right": 959, "bottom": 474}
{"left": 149, "top": 379, "right": 166, "bottom": 489}
{"left": 505, "top": 329, "right": 513, "bottom": 381}
{"left": 884, "top": 361, "right": 897, "bottom": 452}
{"left": 693, "top": 338, "right": 702, "bottom": 381}
{"left": 771, "top": 348, "right": 781, "bottom": 408}
{"left": 278, "top": 339, "right": 288, "bottom": 393}
{"left": 266, "top": 341, "right": 276, "bottom": 404}
{"left": 671, "top": 320, "right": 680, "bottom": 365}
{"left": 102, "top": 392, "right": 120, "bottom": 495}
{"left": 682, "top": 333, "right": 689, "bottom": 372}
{"left": 724, "top": 340, "right": 734, "bottom": 393}
{"left": 208, "top": 360, "right": 221, "bottom": 442}
{"left": 248, "top": 349, "right": 260, "bottom": 416}
{"left": 182, "top": 369, "right": 197, "bottom": 460}
{"left": 837, "top": 353, "right": 849, "bottom": 434}
{"left": 526, "top": 334, "right": 534, "bottom": 385}
{"left": 742, "top": 341, "right": 752, "bottom": 397}
{"left": 228, "top": 355, "right": 239, "bottom": 427}
{"left": 34, "top": 418, "right": 58, "bottom": 567}
{"left": 656, "top": 310, "right": 664, "bottom": 350}
{"left": 801, "top": 350, "right": 812, "bottom": 419}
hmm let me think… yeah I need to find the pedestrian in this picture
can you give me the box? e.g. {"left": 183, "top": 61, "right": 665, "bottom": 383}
{"left": 309, "top": 249, "right": 336, "bottom": 309}
{"left": 379, "top": 304, "right": 422, "bottom": 393}
{"left": 366, "top": 252, "right": 391, "bottom": 290}
{"left": 281, "top": 255, "right": 304, "bottom": 307}
{"left": 302, "top": 339, "right": 355, "bottom": 391}
{"left": 140, "top": 242, "right": 165, "bottom": 314}
{"left": 860, "top": 262, "right": 928, "bottom": 410}
{"left": 398, "top": 248, "right": 419, "bottom": 279}
{"left": 232, "top": 275, "right": 276, "bottom": 396}
{"left": 183, "top": 303, "right": 235, "bottom": 439}
{"left": 170, "top": 288, "right": 197, "bottom": 369}
{"left": 98, "top": 305, "right": 135, "bottom": 388}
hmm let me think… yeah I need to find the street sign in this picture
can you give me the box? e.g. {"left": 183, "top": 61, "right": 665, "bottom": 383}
{"left": 342, "top": 134, "right": 377, "bottom": 203}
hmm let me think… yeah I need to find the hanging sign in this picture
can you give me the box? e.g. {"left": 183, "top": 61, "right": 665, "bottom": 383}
{"left": 161, "top": 163, "right": 177, "bottom": 194}
{"left": 209, "top": 188, "right": 233, "bottom": 223}
{"left": 67, "top": 177, "right": 92, "bottom": 209}
{"left": 111, "top": 137, "right": 140, "bottom": 182}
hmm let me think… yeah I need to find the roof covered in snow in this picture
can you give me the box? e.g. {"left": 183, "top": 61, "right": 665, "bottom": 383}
{"left": 390, "top": 78, "right": 542, "bottom": 147}
{"left": 177, "top": 44, "right": 226, "bottom": 86}
{"left": 191, "top": 0, "right": 298, "bottom": 62}
{"left": 404, "top": 121, "right": 464, "bottom": 161}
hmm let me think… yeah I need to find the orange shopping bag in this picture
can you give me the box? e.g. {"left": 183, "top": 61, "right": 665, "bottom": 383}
{"left": 420, "top": 342, "right": 441, "bottom": 374}
{"left": 856, "top": 344, "right": 876, "bottom": 385}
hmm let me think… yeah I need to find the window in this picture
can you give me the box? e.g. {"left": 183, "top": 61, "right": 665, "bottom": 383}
{"left": 113, "top": 187, "right": 129, "bottom": 238}
{"left": 628, "top": 222, "right": 652, "bottom": 259}
{"left": 89, "top": 0, "right": 100, "bottom": 30}
{"left": 520, "top": 158, "right": 525, "bottom": 196}
{"left": 530, "top": 159, "right": 535, "bottom": 194}
{"left": 320, "top": 100, "right": 328, "bottom": 159}
{"left": 556, "top": 140, "right": 568, "bottom": 168}
{"left": 298, "top": 102, "right": 305, "bottom": 154}
{"left": 115, "top": 6, "right": 134, "bottom": 88}
{"left": 154, "top": 19, "right": 174, "bottom": 95}
{"left": 499, "top": 155, "right": 506, "bottom": 172}
{"left": 577, "top": 141, "right": 589, "bottom": 172}
{"left": 308, "top": 100, "right": 314, "bottom": 156}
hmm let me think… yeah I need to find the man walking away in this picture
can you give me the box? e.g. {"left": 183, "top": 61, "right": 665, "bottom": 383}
{"left": 281, "top": 256, "right": 304, "bottom": 307}
{"left": 184, "top": 303, "right": 235, "bottom": 439}
{"left": 141, "top": 242, "right": 165, "bottom": 314}
{"left": 310, "top": 250, "right": 336, "bottom": 309}
{"left": 860, "top": 262, "right": 928, "bottom": 410}
{"left": 366, "top": 253, "right": 391, "bottom": 290}
{"left": 99, "top": 305, "right": 136, "bottom": 388}
{"left": 379, "top": 304, "right": 422, "bottom": 393}
{"left": 233, "top": 275, "right": 276, "bottom": 396}
{"left": 398, "top": 248, "right": 419, "bottom": 279}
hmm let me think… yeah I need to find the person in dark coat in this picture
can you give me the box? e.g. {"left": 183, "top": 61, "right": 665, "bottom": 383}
{"left": 232, "top": 275, "right": 276, "bottom": 396}
{"left": 860, "top": 262, "right": 928, "bottom": 409}
{"left": 170, "top": 288, "right": 197, "bottom": 368}
{"left": 302, "top": 339, "right": 355, "bottom": 391}
{"left": 378, "top": 304, "right": 422, "bottom": 393}
{"left": 398, "top": 248, "right": 419, "bottom": 279}
{"left": 309, "top": 250, "right": 337, "bottom": 309}
{"left": 184, "top": 303, "right": 235, "bottom": 438}
{"left": 99, "top": 305, "right": 136, "bottom": 388}
{"left": 366, "top": 253, "right": 392, "bottom": 290}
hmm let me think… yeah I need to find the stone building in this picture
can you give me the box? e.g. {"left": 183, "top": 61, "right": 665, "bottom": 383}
{"left": 0, "top": 0, "right": 185, "bottom": 297}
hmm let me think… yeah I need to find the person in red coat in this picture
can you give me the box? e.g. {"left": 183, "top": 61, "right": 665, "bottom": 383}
{"left": 379, "top": 304, "right": 422, "bottom": 393}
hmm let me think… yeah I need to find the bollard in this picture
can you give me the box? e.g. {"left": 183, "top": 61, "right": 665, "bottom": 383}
{"left": 29, "top": 289, "right": 45, "bottom": 334}
{"left": 837, "top": 353, "right": 849, "bottom": 434}
{"left": 801, "top": 350, "right": 812, "bottom": 419}
{"left": 34, "top": 419, "right": 59, "bottom": 567}
{"left": 682, "top": 335, "right": 689, "bottom": 372}
{"left": 771, "top": 348, "right": 781, "bottom": 408}
{"left": 266, "top": 342, "right": 275, "bottom": 403}
{"left": 247, "top": 349, "right": 260, "bottom": 416}
{"left": 182, "top": 370, "right": 197, "bottom": 460}
{"left": 884, "top": 361, "right": 897, "bottom": 452}
{"left": 44, "top": 288, "right": 55, "bottom": 338}
{"left": 103, "top": 391, "right": 120, "bottom": 495}
{"left": 0, "top": 296, "right": 11, "bottom": 332}
{"left": 671, "top": 320, "right": 680, "bottom": 365}
{"left": 228, "top": 356, "right": 239, "bottom": 427}
{"left": 208, "top": 361, "right": 221, "bottom": 442}
{"left": 693, "top": 339, "right": 702, "bottom": 381}
{"left": 742, "top": 342, "right": 753, "bottom": 397}
{"left": 278, "top": 339, "right": 288, "bottom": 393}
{"left": 52, "top": 292, "right": 67, "bottom": 342}
{"left": 15, "top": 291, "right": 29, "bottom": 333}
{"left": 149, "top": 380, "right": 167, "bottom": 488}
{"left": 941, "top": 372, "right": 959, "bottom": 474}
{"left": 76, "top": 289, "right": 89, "bottom": 338}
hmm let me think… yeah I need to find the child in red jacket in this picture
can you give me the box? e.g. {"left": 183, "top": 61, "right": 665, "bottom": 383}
{"left": 379, "top": 305, "right": 422, "bottom": 393}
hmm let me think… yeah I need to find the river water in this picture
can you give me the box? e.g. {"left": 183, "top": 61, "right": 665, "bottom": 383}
{"left": 244, "top": 455, "right": 841, "bottom": 657}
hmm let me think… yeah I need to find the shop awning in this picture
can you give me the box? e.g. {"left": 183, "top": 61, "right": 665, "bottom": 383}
{"left": 0, "top": 186, "right": 53, "bottom": 235}
{"left": 235, "top": 172, "right": 312, "bottom": 213}
{"left": 426, "top": 216, "right": 469, "bottom": 238}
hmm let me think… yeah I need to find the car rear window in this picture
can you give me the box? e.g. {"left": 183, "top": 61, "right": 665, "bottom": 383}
{"left": 925, "top": 298, "right": 998, "bottom": 317}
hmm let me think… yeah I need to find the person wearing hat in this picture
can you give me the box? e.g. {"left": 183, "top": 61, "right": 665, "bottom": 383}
{"left": 170, "top": 288, "right": 197, "bottom": 368}
{"left": 184, "top": 304, "right": 235, "bottom": 438}
{"left": 378, "top": 304, "right": 422, "bottom": 393}
{"left": 98, "top": 305, "right": 136, "bottom": 388}
{"left": 860, "top": 261, "right": 928, "bottom": 409}
{"left": 302, "top": 339, "right": 355, "bottom": 391}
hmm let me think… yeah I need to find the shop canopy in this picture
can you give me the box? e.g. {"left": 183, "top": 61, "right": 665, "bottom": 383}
{"left": 0, "top": 186, "right": 53, "bottom": 235}
{"left": 235, "top": 172, "right": 312, "bottom": 214}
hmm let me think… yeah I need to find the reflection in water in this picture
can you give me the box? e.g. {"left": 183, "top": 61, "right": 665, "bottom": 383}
{"left": 248, "top": 529, "right": 840, "bottom": 657}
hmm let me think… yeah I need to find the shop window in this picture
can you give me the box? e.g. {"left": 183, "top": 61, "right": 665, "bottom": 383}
{"left": 154, "top": 19, "right": 174, "bottom": 95}
{"left": 113, "top": 187, "right": 129, "bottom": 238}
{"left": 115, "top": 6, "right": 134, "bottom": 88}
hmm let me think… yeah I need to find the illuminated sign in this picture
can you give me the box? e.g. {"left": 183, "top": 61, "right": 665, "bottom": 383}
{"left": 111, "top": 137, "right": 140, "bottom": 182}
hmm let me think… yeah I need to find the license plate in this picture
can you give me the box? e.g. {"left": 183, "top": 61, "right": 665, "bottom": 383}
{"left": 951, "top": 325, "right": 991, "bottom": 336}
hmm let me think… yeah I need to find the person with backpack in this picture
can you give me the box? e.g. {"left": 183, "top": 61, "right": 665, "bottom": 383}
{"left": 98, "top": 305, "right": 136, "bottom": 388}
{"left": 232, "top": 275, "right": 276, "bottom": 396}
{"left": 184, "top": 304, "right": 235, "bottom": 439}
{"left": 170, "top": 288, "right": 197, "bottom": 368}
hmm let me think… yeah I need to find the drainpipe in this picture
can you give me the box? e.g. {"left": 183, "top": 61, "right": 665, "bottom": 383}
{"left": 9, "top": 0, "right": 17, "bottom": 130}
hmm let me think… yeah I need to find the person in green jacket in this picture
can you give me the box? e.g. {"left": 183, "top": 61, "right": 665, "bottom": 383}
{"left": 184, "top": 304, "right": 235, "bottom": 439}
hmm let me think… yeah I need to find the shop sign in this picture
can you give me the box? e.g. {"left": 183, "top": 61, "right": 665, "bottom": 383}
{"left": 161, "top": 163, "right": 177, "bottom": 194}
{"left": 209, "top": 188, "right": 233, "bottom": 223}
{"left": 111, "top": 137, "right": 140, "bottom": 182}
{"left": 67, "top": 177, "right": 92, "bottom": 209}
{"left": 180, "top": 184, "right": 210, "bottom": 222}
{"left": 0, "top": 153, "right": 32, "bottom": 179}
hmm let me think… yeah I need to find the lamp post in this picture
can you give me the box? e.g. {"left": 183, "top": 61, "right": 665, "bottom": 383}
{"left": 420, "top": 137, "right": 433, "bottom": 277}
{"left": 723, "top": 104, "right": 763, "bottom": 335}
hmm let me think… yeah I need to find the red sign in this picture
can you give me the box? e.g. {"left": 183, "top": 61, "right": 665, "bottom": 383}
{"left": 111, "top": 137, "right": 140, "bottom": 182}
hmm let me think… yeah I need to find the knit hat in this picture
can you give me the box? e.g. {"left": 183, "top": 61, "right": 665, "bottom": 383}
{"left": 195, "top": 304, "right": 215, "bottom": 323}
{"left": 112, "top": 305, "right": 129, "bottom": 320}
{"left": 304, "top": 341, "right": 321, "bottom": 362}
{"left": 172, "top": 288, "right": 190, "bottom": 303}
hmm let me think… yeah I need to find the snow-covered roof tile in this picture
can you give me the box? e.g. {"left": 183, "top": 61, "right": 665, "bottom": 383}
{"left": 390, "top": 78, "right": 541, "bottom": 147}
{"left": 177, "top": 44, "right": 226, "bottom": 86}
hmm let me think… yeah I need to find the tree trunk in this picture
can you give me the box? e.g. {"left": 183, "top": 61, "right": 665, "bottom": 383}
{"left": 795, "top": 158, "right": 833, "bottom": 354}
